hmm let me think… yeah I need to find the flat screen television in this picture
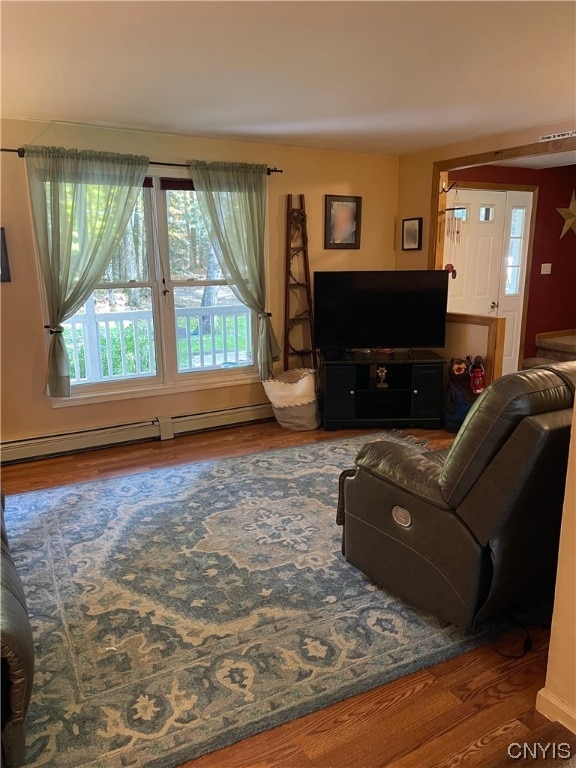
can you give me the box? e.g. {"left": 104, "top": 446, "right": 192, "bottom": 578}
{"left": 314, "top": 270, "right": 449, "bottom": 350}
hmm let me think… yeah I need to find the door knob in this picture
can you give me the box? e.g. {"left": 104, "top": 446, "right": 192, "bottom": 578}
{"left": 490, "top": 301, "right": 499, "bottom": 309}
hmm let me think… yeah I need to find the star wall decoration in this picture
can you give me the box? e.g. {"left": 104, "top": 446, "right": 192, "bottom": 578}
{"left": 556, "top": 190, "right": 576, "bottom": 239}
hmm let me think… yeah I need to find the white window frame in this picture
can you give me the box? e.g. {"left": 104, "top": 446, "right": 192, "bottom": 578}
{"left": 54, "top": 170, "right": 260, "bottom": 407}
{"left": 154, "top": 177, "right": 258, "bottom": 385}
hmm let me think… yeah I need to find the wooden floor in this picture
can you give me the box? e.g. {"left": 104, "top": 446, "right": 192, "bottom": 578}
{"left": 0, "top": 421, "right": 454, "bottom": 494}
{"left": 2, "top": 421, "right": 574, "bottom": 767}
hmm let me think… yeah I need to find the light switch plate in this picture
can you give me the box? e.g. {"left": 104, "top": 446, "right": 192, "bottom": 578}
{"left": 541, "top": 263, "right": 552, "bottom": 275}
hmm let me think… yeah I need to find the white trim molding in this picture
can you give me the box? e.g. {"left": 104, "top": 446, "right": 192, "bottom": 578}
{"left": 53, "top": 370, "right": 262, "bottom": 407}
{"left": 1, "top": 403, "right": 274, "bottom": 463}
{"left": 537, "top": 688, "right": 576, "bottom": 735}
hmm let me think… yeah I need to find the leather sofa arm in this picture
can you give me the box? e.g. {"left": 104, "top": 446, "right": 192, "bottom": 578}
{"left": 354, "top": 441, "right": 451, "bottom": 509}
{"left": 1, "top": 540, "right": 35, "bottom": 768}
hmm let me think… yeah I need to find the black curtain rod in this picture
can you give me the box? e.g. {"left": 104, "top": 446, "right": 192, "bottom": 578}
{"left": 0, "top": 148, "right": 283, "bottom": 175}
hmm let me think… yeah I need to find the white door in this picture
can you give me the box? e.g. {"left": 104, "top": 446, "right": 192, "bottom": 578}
{"left": 444, "top": 189, "right": 533, "bottom": 375}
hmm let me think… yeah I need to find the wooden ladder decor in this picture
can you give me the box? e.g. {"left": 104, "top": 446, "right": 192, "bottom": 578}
{"left": 284, "top": 194, "right": 317, "bottom": 371}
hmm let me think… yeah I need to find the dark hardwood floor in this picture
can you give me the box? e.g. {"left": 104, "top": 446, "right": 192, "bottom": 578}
{"left": 2, "top": 421, "right": 573, "bottom": 767}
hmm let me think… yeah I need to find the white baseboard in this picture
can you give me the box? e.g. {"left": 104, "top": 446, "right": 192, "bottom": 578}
{"left": 172, "top": 404, "right": 273, "bottom": 436}
{"left": 1, "top": 403, "right": 274, "bottom": 463}
{"left": 536, "top": 687, "right": 576, "bottom": 735}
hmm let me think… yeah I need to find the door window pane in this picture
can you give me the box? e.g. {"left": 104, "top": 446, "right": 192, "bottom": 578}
{"left": 173, "top": 286, "right": 252, "bottom": 372}
{"left": 507, "top": 238, "right": 522, "bottom": 267}
{"left": 479, "top": 205, "right": 495, "bottom": 222}
{"left": 504, "top": 207, "right": 527, "bottom": 297}
{"left": 505, "top": 266, "right": 521, "bottom": 296}
{"left": 453, "top": 207, "right": 468, "bottom": 221}
{"left": 510, "top": 207, "right": 526, "bottom": 238}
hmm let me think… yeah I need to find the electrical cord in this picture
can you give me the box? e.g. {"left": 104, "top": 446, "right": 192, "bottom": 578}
{"left": 492, "top": 608, "right": 552, "bottom": 659}
{"left": 493, "top": 622, "right": 533, "bottom": 659}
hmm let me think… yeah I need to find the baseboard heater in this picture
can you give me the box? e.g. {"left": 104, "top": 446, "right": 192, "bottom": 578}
{"left": 1, "top": 403, "right": 274, "bottom": 463}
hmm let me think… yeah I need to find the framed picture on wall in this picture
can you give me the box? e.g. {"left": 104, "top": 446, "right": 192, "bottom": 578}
{"left": 402, "top": 217, "right": 423, "bottom": 251}
{"left": 0, "top": 228, "right": 11, "bottom": 283}
{"left": 324, "top": 195, "right": 362, "bottom": 249}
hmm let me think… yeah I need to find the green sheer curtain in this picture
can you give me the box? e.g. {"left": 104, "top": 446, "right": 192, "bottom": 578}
{"left": 25, "top": 145, "right": 149, "bottom": 397}
{"left": 189, "top": 160, "right": 280, "bottom": 381}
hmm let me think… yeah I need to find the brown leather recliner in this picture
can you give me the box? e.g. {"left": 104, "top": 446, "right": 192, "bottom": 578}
{"left": 337, "top": 362, "right": 576, "bottom": 628}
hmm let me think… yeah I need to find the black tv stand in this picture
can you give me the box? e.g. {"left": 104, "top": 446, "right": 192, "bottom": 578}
{"left": 318, "top": 348, "right": 446, "bottom": 430}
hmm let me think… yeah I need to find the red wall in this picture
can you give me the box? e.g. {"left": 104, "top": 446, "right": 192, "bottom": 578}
{"left": 449, "top": 164, "right": 576, "bottom": 358}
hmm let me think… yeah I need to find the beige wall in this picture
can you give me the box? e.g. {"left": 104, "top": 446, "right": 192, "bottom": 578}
{"left": 536, "top": 405, "right": 576, "bottom": 734}
{"left": 395, "top": 120, "right": 575, "bottom": 269}
{"left": 2, "top": 117, "right": 572, "bottom": 443}
{"left": 0, "top": 119, "right": 398, "bottom": 442}
{"left": 438, "top": 319, "right": 489, "bottom": 366}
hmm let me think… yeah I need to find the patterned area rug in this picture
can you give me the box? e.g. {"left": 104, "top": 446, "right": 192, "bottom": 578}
{"left": 6, "top": 431, "right": 504, "bottom": 768}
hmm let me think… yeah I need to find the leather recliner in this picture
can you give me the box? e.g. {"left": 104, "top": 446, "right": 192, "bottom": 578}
{"left": 337, "top": 362, "right": 576, "bottom": 628}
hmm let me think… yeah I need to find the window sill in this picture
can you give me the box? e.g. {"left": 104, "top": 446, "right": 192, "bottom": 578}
{"left": 52, "top": 370, "right": 262, "bottom": 408}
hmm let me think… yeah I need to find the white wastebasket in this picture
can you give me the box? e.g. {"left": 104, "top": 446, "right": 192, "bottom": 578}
{"left": 263, "top": 368, "right": 320, "bottom": 431}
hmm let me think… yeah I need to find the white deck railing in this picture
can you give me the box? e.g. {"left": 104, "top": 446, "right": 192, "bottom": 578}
{"left": 63, "top": 303, "right": 252, "bottom": 384}
{"left": 175, "top": 305, "right": 252, "bottom": 372}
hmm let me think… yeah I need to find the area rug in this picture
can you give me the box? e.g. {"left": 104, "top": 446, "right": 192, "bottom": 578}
{"left": 6, "top": 431, "right": 504, "bottom": 768}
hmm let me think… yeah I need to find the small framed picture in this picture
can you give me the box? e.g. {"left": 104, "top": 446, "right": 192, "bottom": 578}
{"left": 402, "top": 217, "right": 423, "bottom": 251}
{"left": 0, "top": 228, "right": 10, "bottom": 283}
{"left": 324, "top": 195, "right": 362, "bottom": 249}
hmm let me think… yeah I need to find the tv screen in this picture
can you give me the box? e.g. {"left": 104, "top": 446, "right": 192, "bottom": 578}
{"left": 314, "top": 270, "right": 448, "bottom": 350}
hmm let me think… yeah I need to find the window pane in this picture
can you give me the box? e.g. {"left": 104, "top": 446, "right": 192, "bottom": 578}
{"left": 507, "top": 238, "right": 522, "bottom": 267}
{"left": 510, "top": 208, "right": 526, "bottom": 238}
{"left": 173, "top": 286, "right": 252, "bottom": 372}
{"left": 479, "top": 205, "right": 495, "bottom": 222}
{"left": 63, "top": 288, "right": 156, "bottom": 384}
{"left": 62, "top": 318, "right": 88, "bottom": 383}
{"left": 166, "top": 190, "right": 223, "bottom": 281}
{"left": 505, "top": 266, "right": 521, "bottom": 296}
{"left": 101, "top": 191, "right": 150, "bottom": 282}
{"left": 453, "top": 207, "right": 468, "bottom": 221}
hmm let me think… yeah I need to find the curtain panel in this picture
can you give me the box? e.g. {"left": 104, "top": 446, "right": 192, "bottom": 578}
{"left": 189, "top": 160, "right": 280, "bottom": 381}
{"left": 25, "top": 145, "right": 149, "bottom": 397}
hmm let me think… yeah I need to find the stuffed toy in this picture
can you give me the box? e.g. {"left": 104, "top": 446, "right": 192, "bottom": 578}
{"left": 445, "top": 356, "right": 482, "bottom": 433}
{"left": 449, "top": 357, "right": 471, "bottom": 379}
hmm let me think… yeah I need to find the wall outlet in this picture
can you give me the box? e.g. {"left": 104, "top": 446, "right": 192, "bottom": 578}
{"left": 541, "top": 263, "right": 552, "bottom": 275}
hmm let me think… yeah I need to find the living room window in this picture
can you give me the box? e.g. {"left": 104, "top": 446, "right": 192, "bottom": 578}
{"left": 63, "top": 188, "right": 159, "bottom": 385}
{"left": 163, "top": 182, "right": 253, "bottom": 374}
{"left": 62, "top": 177, "right": 255, "bottom": 392}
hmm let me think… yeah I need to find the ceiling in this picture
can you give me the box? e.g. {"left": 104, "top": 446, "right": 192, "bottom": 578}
{"left": 487, "top": 150, "right": 576, "bottom": 170}
{"left": 1, "top": 1, "right": 575, "bottom": 155}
